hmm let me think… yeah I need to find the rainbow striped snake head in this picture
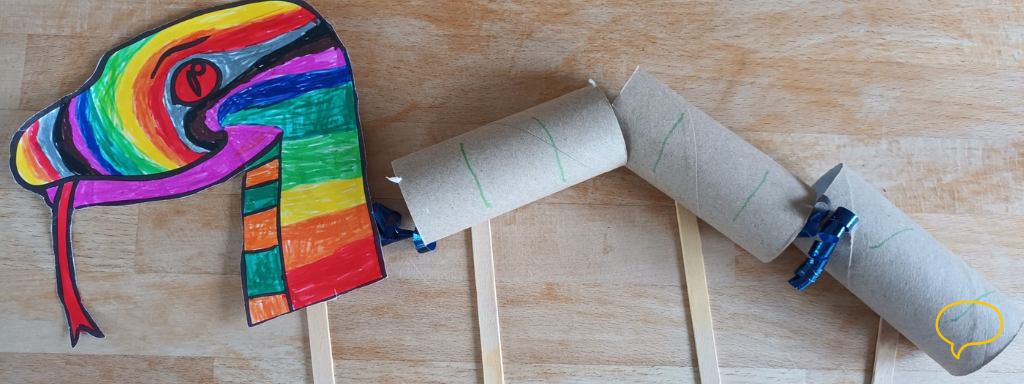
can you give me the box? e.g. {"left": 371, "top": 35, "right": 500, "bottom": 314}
{"left": 8, "top": 0, "right": 384, "bottom": 346}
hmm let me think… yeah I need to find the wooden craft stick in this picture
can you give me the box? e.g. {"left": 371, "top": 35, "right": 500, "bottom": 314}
{"left": 871, "top": 318, "right": 899, "bottom": 384}
{"left": 472, "top": 220, "right": 506, "bottom": 384}
{"left": 307, "top": 302, "right": 336, "bottom": 384}
{"left": 675, "top": 203, "right": 722, "bottom": 384}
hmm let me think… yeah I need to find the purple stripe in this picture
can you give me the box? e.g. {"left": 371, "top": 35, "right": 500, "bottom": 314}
{"left": 73, "top": 125, "right": 280, "bottom": 208}
{"left": 46, "top": 186, "right": 58, "bottom": 204}
{"left": 250, "top": 48, "right": 344, "bottom": 84}
{"left": 204, "top": 48, "right": 344, "bottom": 133}
{"left": 67, "top": 96, "right": 106, "bottom": 172}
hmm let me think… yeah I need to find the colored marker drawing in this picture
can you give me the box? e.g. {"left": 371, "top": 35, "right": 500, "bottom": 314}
{"left": 869, "top": 227, "right": 913, "bottom": 249}
{"left": 734, "top": 170, "right": 769, "bottom": 221}
{"left": 951, "top": 291, "right": 996, "bottom": 322}
{"left": 652, "top": 112, "right": 684, "bottom": 173}
{"left": 461, "top": 143, "right": 492, "bottom": 208}
{"left": 9, "top": 0, "right": 384, "bottom": 346}
{"left": 532, "top": 117, "right": 566, "bottom": 183}
{"left": 935, "top": 300, "right": 1004, "bottom": 360}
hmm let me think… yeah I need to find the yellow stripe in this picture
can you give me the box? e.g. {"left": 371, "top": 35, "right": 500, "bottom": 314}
{"left": 280, "top": 178, "right": 367, "bottom": 226}
{"left": 15, "top": 141, "right": 46, "bottom": 185}
{"left": 113, "top": 1, "right": 302, "bottom": 169}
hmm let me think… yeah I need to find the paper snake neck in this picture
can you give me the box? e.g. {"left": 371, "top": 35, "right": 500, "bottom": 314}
{"left": 52, "top": 181, "right": 104, "bottom": 347}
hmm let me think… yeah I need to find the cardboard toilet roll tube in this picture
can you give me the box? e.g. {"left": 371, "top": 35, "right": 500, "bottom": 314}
{"left": 392, "top": 85, "right": 627, "bottom": 243}
{"left": 612, "top": 67, "right": 816, "bottom": 262}
{"left": 795, "top": 164, "right": 1023, "bottom": 376}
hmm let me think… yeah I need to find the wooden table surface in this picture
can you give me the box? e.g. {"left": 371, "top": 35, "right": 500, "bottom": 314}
{"left": 1, "top": 1, "right": 1022, "bottom": 383}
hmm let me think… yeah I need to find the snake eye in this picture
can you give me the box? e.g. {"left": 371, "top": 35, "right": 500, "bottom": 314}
{"left": 171, "top": 58, "right": 220, "bottom": 104}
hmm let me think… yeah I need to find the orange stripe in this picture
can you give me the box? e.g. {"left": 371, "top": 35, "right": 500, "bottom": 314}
{"left": 247, "top": 294, "right": 290, "bottom": 324}
{"left": 245, "top": 159, "right": 279, "bottom": 187}
{"left": 243, "top": 208, "right": 279, "bottom": 251}
{"left": 16, "top": 140, "right": 47, "bottom": 184}
{"left": 280, "top": 203, "right": 374, "bottom": 270}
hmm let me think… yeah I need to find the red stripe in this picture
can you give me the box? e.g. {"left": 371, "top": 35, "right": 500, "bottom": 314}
{"left": 56, "top": 182, "right": 101, "bottom": 344}
{"left": 141, "top": 9, "right": 317, "bottom": 165}
{"left": 285, "top": 236, "right": 382, "bottom": 309}
{"left": 25, "top": 121, "right": 61, "bottom": 181}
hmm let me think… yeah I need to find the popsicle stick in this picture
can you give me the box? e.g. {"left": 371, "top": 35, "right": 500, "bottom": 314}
{"left": 871, "top": 318, "right": 899, "bottom": 384}
{"left": 472, "top": 220, "right": 506, "bottom": 384}
{"left": 307, "top": 302, "right": 336, "bottom": 384}
{"left": 675, "top": 203, "right": 722, "bottom": 384}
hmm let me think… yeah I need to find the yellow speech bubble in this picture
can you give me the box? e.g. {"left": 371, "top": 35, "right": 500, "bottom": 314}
{"left": 935, "top": 301, "right": 1003, "bottom": 359}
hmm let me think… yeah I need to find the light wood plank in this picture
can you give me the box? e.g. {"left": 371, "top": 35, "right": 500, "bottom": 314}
{"left": 135, "top": 194, "right": 241, "bottom": 275}
{"left": 216, "top": 357, "right": 1024, "bottom": 384}
{"left": 325, "top": 279, "right": 478, "bottom": 363}
{"left": 19, "top": 34, "right": 123, "bottom": 111}
{"left": 472, "top": 220, "right": 505, "bottom": 384}
{"left": 491, "top": 201, "right": 684, "bottom": 285}
{"left": 745, "top": 134, "right": 1024, "bottom": 216}
{"left": 0, "top": 34, "right": 26, "bottom": 110}
{"left": 0, "top": 268, "right": 305, "bottom": 357}
{"left": 498, "top": 281, "right": 692, "bottom": 368}
{"left": 871, "top": 318, "right": 899, "bottom": 384}
{"left": 0, "top": 189, "right": 137, "bottom": 272}
{"left": 307, "top": 302, "right": 336, "bottom": 384}
{"left": 0, "top": 353, "right": 215, "bottom": 384}
{"left": 2, "top": 1, "right": 1023, "bottom": 382}
{"left": 214, "top": 357, "right": 310, "bottom": 384}
{"left": 676, "top": 204, "right": 721, "bottom": 384}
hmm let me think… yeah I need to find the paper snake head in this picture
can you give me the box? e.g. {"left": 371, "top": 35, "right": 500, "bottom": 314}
{"left": 9, "top": 0, "right": 383, "bottom": 347}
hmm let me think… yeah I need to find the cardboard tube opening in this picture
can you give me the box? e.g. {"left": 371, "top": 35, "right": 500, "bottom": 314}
{"left": 796, "top": 164, "right": 1023, "bottom": 376}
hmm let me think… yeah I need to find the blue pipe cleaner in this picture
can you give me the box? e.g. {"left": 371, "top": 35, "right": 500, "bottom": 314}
{"left": 790, "top": 200, "right": 858, "bottom": 291}
{"left": 372, "top": 202, "right": 436, "bottom": 253}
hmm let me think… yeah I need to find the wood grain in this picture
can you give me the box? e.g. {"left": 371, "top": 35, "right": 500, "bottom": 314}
{"left": 676, "top": 204, "right": 721, "bottom": 384}
{"left": 472, "top": 220, "right": 506, "bottom": 384}
{"left": 871, "top": 319, "right": 900, "bottom": 384}
{"left": 307, "top": 303, "right": 336, "bottom": 384}
{"left": 1, "top": 0, "right": 1022, "bottom": 382}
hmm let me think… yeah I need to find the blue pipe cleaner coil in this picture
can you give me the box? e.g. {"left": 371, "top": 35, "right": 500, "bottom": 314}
{"left": 819, "top": 207, "right": 858, "bottom": 243}
{"left": 371, "top": 202, "right": 436, "bottom": 253}
{"left": 790, "top": 205, "right": 857, "bottom": 291}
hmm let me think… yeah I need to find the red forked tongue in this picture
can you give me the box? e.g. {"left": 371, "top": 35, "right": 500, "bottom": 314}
{"left": 53, "top": 181, "right": 104, "bottom": 347}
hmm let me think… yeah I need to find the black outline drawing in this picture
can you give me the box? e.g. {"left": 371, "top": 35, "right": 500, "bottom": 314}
{"left": 7, "top": 0, "right": 387, "bottom": 346}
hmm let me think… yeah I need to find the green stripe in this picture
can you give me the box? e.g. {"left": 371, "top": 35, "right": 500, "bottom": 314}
{"left": 869, "top": 228, "right": 913, "bottom": 249}
{"left": 221, "top": 82, "right": 358, "bottom": 139}
{"left": 84, "top": 92, "right": 143, "bottom": 175}
{"left": 734, "top": 170, "right": 769, "bottom": 221}
{"left": 461, "top": 143, "right": 491, "bottom": 208}
{"left": 652, "top": 112, "right": 685, "bottom": 174}
{"left": 243, "top": 181, "right": 279, "bottom": 214}
{"left": 950, "top": 291, "right": 997, "bottom": 322}
{"left": 280, "top": 131, "right": 362, "bottom": 190}
{"left": 244, "top": 246, "right": 286, "bottom": 296}
{"left": 248, "top": 141, "right": 281, "bottom": 171}
{"left": 532, "top": 117, "right": 566, "bottom": 183}
{"left": 89, "top": 35, "right": 165, "bottom": 174}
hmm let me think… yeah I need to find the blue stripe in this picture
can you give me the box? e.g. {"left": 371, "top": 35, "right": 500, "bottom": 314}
{"left": 75, "top": 91, "right": 121, "bottom": 175}
{"left": 217, "top": 67, "right": 352, "bottom": 123}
